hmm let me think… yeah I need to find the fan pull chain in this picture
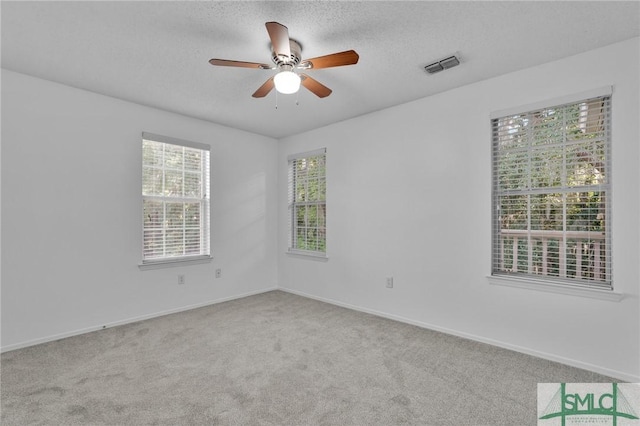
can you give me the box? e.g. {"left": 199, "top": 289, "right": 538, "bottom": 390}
{"left": 275, "top": 90, "right": 278, "bottom": 109}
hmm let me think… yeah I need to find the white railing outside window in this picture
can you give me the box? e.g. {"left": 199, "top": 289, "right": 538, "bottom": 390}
{"left": 498, "top": 229, "right": 606, "bottom": 283}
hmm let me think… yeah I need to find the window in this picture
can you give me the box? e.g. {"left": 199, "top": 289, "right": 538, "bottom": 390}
{"left": 491, "top": 92, "right": 611, "bottom": 289}
{"left": 142, "top": 132, "right": 211, "bottom": 265}
{"left": 288, "top": 149, "right": 327, "bottom": 256}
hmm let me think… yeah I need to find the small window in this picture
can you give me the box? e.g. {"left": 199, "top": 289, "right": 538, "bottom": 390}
{"left": 142, "top": 133, "right": 211, "bottom": 265}
{"left": 288, "top": 149, "right": 327, "bottom": 256}
{"left": 491, "top": 94, "right": 612, "bottom": 289}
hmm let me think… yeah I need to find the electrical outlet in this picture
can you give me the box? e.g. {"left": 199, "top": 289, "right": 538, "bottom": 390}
{"left": 386, "top": 277, "right": 394, "bottom": 288}
{"left": 178, "top": 275, "right": 185, "bottom": 285}
{"left": 215, "top": 269, "right": 222, "bottom": 279}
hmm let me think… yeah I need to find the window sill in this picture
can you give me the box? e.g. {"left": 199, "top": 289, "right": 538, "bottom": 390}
{"left": 286, "top": 250, "right": 328, "bottom": 262}
{"left": 138, "top": 255, "right": 213, "bottom": 270}
{"left": 487, "top": 275, "right": 624, "bottom": 302}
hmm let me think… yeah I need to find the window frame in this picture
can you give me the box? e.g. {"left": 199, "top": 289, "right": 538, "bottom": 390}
{"left": 490, "top": 88, "right": 614, "bottom": 292}
{"left": 287, "top": 148, "right": 327, "bottom": 259}
{"left": 139, "top": 132, "right": 212, "bottom": 269}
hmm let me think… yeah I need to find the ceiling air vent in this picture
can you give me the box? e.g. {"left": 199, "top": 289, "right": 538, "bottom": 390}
{"left": 424, "top": 55, "right": 460, "bottom": 75}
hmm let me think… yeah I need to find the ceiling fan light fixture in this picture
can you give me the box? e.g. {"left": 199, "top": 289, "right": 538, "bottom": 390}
{"left": 209, "top": 22, "right": 359, "bottom": 99}
{"left": 274, "top": 69, "right": 301, "bottom": 94}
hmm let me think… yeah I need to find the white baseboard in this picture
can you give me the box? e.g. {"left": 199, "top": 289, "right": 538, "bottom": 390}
{"left": 1, "top": 287, "right": 278, "bottom": 353}
{"left": 4, "top": 285, "right": 637, "bottom": 382}
{"left": 278, "top": 287, "right": 640, "bottom": 383}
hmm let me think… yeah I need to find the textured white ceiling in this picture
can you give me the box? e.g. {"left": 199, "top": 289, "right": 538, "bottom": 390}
{"left": 2, "top": 1, "right": 638, "bottom": 139}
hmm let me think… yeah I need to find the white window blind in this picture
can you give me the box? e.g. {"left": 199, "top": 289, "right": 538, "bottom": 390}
{"left": 288, "top": 149, "right": 327, "bottom": 255}
{"left": 491, "top": 94, "right": 612, "bottom": 289}
{"left": 142, "top": 133, "right": 211, "bottom": 264}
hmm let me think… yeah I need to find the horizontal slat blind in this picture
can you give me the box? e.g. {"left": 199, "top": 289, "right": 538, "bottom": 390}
{"left": 491, "top": 95, "right": 612, "bottom": 289}
{"left": 142, "top": 134, "right": 210, "bottom": 263}
{"left": 288, "top": 149, "right": 327, "bottom": 254}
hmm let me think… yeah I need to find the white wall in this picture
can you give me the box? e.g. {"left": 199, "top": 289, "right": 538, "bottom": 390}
{"left": 277, "top": 38, "right": 640, "bottom": 381}
{"left": 1, "top": 70, "right": 278, "bottom": 350}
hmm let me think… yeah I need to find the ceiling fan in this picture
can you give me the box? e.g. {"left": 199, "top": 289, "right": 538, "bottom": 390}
{"left": 209, "top": 22, "right": 359, "bottom": 99}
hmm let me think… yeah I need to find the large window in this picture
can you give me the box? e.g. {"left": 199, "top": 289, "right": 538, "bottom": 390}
{"left": 491, "top": 92, "right": 611, "bottom": 289}
{"left": 142, "top": 133, "right": 211, "bottom": 265}
{"left": 288, "top": 149, "right": 327, "bottom": 256}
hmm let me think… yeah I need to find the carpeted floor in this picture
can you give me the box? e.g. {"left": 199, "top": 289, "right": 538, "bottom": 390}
{"left": 1, "top": 290, "right": 616, "bottom": 425}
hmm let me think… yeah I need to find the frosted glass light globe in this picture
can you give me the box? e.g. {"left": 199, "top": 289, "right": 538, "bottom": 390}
{"left": 274, "top": 70, "right": 301, "bottom": 94}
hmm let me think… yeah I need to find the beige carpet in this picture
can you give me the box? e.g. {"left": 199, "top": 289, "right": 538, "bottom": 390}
{"left": 1, "top": 290, "right": 615, "bottom": 425}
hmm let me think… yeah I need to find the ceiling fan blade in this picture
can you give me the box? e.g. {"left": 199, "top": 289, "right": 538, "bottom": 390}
{"left": 301, "top": 50, "right": 359, "bottom": 69}
{"left": 300, "top": 74, "right": 332, "bottom": 98}
{"left": 209, "top": 59, "right": 272, "bottom": 69}
{"left": 265, "top": 21, "right": 291, "bottom": 60}
{"left": 252, "top": 77, "right": 275, "bottom": 98}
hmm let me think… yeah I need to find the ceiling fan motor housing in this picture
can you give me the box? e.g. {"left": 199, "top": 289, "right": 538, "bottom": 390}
{"left": 272, "top": 39, "right": 302, "bottom": 67}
